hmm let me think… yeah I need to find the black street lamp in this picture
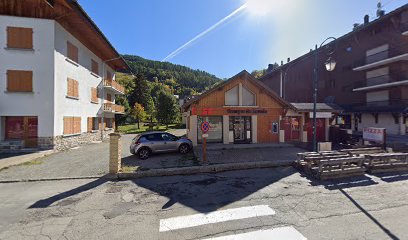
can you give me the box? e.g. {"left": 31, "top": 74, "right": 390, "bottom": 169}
{"left": 313, "top": 37, "right": 337, "bottom": 152}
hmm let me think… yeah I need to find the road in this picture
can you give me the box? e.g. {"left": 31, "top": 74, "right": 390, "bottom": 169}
{"left": 0, "top": 167, "right": 407, "bottom": 239}
{"left": 0, "top": 129, "right": 186, "bottom": 181}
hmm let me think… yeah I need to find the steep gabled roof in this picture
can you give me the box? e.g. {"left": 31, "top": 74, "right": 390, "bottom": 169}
{"left": 183, "top": 70, "right": 294, "bottom": 110}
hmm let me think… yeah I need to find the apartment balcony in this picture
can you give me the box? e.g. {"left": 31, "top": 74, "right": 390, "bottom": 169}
{"left": 103, "top": 79, "right": 125, "bottom": 95}
{"left": 353, "top": 71, "right": 408, "bottom": 92}
{"left": 343, "top": 99, "right": 408, "bottom": 113}
{"left": 103, "top": 103, "right": 125, "bottom": 114}
{"left": 353, "top": 45, "right": 408, "bottom": 71}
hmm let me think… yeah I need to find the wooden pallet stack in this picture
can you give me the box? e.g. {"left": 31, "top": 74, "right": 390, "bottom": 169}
{"left": 296, "top": 147, "right": 408, "bottom": 180}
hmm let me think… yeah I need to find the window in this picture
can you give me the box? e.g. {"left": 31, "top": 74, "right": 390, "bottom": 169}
{"left": 106, "top": 93, "right": 112, "bottom": 102}
{"left": 67, "top": 41, "right": 78, "bottom": 63}
{"left": 91, "top": 87, "right": 98, "bottom": 103}
{"left": 7, "top": 27, "right": 33, "bottom": 49}
{"left": 67, "top": 78, "right": 79, "bottom": 98}
{"left": 87, "top": 117, "right": 99, "bottom": 132}
{"left": 161, "top": 133, "right": 178, "bottom": 141}
{"left": 197, "top": 116, "right": 223, "bottom": 143}
{"left": 91, "top": 59, "right": 99, "bottom": 75}
{"left": 242, "top": 87, "right": 256, "bottom": 106}
{"left": 106, "top": 71, "right": 113, "bottom": 80}
{"left": 7, "top": 70, "right": 33, "bottom": 92}
{"left": 225, "top": 86, "right": 239, "bottom": 106}
{"left": 63, "top": 117, "right": 81, "bottom": 135}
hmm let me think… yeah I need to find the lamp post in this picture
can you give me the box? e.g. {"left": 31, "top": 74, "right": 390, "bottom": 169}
{"left": 312, "top": 37, "right": 337, "bottom": 152}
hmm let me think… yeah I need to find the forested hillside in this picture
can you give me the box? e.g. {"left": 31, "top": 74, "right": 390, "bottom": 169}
{"left": 122, "top": 55, "right": 221, "bottom": 96}
{"left": 115, "top": 55, "right": 222, "bottom": 126}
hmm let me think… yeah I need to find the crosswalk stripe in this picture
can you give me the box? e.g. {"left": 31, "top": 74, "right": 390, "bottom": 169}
{"left": 159, "top": 205, "right": 276, "bottom": 232}
{"left": 202, "top": 226, "right": 307, "bottom": 240}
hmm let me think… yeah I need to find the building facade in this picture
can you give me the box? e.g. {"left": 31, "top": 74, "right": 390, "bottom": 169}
{"left": 183, "top": 71, "right": 292, "bottom": 146}
{"left": 260, "top": 4, "right": 408, "bottom": 136}
{"left": 0, "top": 0, "right": 129, "bottom": 151}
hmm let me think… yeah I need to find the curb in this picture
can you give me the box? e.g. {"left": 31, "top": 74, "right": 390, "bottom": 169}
{"left": 0, "top": 175, "right": 108, "bottom": 184}
{"left": 117, "top": 160, "right": 294, "bottom": 180}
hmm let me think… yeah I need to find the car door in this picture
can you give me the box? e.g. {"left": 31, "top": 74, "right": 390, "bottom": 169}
{"left": 161, "top": 133, "right": 179, "bottom": 152}
{"left": 144, "top": 134, "right": 160, "bottom": 152}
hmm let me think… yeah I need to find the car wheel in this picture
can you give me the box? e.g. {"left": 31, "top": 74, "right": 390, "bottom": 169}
{"left": 179, "top": 144, "right": 190, "bottom": 154}
{"left": 138, "top": 148, "right": 150, "bottom": 160}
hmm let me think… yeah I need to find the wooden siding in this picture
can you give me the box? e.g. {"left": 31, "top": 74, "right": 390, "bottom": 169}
{"left": 7, "top": 26, "right": 33, "bottom": 49}
{"left": 7, "top": 70, "right": 33, "bottom": 92}
{"left": 193, "top": 76, "right": 282, "bottom": 109}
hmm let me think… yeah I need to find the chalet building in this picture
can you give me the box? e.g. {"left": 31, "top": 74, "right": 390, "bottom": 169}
{"left": 260, "top": 4, "right": 408, "bottom": 136}
{"left": 183, "top": 70, "right": 295, "bottom": 146}
{"left": 0, "top": 0, "right": 130, "bottom": 151}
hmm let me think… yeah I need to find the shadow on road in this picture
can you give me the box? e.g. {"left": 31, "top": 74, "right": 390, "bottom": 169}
{"left": 132, "top": 167, "right": 296, "bottom": 213}
{"left": 305, "top": 174, "right": 378, "bottom": 190}
{"left": 340, "top": 189, "right": 400, "bottom": 240}
{"left": 28, "top": 176, "right": 109, "bottom": 209}
{"left": 372, "top": 171, "right": 408, "bottom": 183}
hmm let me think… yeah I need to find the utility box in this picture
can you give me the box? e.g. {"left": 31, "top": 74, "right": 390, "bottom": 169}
{"left": 318, "top": 142, "right": 332, "bottom": 152}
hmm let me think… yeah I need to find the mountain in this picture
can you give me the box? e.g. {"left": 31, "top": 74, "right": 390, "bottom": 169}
{"left": 121, "top": 55, "right": 222, "bottom": 97}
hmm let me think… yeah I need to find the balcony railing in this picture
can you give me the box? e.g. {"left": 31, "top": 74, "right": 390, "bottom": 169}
{"left": 353, "top": 44, "right": 408, "bottom": 70}
{"left": 104, "top": 79, "right": 125, "bottom": 94}
{"left": 103, "top": 103, "right": 125, "bottom": 114}
{"left": 342, "top": 99, "right": 408, "bottom": 113}
{"left": 353, "top": 70, "right": 408, "bottom": 91}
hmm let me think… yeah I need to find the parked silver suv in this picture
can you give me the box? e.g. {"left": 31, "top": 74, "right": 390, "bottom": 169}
{"left": 130, "top": 131, "right": 193, "bottom": 160}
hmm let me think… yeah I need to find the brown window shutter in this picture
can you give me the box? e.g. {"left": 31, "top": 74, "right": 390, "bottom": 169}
{"left": 98, "top": 117, "right": 102, "bottom": 130}
{"left": 63, "top": 117, "right": 71, "bottom": 135}
{"left": 87, "top": 117, "right": 93, "bottom": 132}
{"left": 67, "top": 78, "right": 72, "bottom": 96}
{"left": 7, "top": 70, "right": 33, "bottom": 92}
{"left": 7, "top": 27, "right": 33, "bottom": 49}
{"left": 67, "top": 41, "right": 78, "bottom": 63}
{"left": 91, "top": 87, "right": 98, "bottom": 103}
{"left": 106, "top": 71, "right": 112, "bottom": 80}
{"left": 74, "top": 80, "right": 79, "bottom": 98}
{"left": 91, "top": 59, "right": 99, "bottom": 75}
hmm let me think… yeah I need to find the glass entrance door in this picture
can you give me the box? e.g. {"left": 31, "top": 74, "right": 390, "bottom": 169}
{"left": 230, "top": 116, "right": 252, "bottom": 144}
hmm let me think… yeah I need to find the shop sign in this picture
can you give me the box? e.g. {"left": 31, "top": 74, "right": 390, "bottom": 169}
{"left": 363, "top": 127, "right": 385, "bottom": 143}
{"left": 227, "top": 109, "right": 268, "bottom": 114}
{"left": 309, "top": 112, "right": 332, "bottom": 118}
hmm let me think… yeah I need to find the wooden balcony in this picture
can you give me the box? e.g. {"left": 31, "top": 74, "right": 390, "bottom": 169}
{"left": 103, "top": 103, "right": 125, "bottom": 114}
{"left": 103, "top": 79, "right": 125, "bottom": 95}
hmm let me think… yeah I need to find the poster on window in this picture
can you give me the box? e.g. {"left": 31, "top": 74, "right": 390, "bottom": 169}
{"left": 363, "top": 127, "right": 385, "bottom": 143}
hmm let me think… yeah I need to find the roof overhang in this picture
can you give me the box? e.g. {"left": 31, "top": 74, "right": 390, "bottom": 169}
{"left": 0, "top": 0, "right": 131, "bottom": 72}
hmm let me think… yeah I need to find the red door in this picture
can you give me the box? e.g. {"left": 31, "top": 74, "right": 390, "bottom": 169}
{"left": 5, "top": 116, "right": 38, "bottom": 147}
{"left": 281, "top": 117, "right": 300, "bottom": 142}
{"left": 306, "top": 118, "right": 326, "bottom": 142}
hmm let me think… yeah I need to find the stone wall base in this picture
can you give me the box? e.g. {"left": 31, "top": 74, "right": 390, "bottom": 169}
{"left": 54, "top": 130, "right": 114, "bottom": 151}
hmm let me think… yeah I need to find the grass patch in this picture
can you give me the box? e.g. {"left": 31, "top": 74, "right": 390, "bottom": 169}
{"left": 18, "top": 159, "right": 44, "bottom": 166}
{"left": 117, "top": 123, "right": 179, "bottom": 134}
{"left": 121, "top": 165, "right": 139, "bottom": 173}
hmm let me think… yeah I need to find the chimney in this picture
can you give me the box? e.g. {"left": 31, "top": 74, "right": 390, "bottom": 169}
{"left": 287, "top": 58, "right": 290, "bottom": 63}
{"left": 364, "top": 15, "right": 369, "bottom": 24}
{"left": 281, "top": 61, "right": 284, "bottom": 66}
{"left": 267, "top": 64, "right": 274, "bottom": 72}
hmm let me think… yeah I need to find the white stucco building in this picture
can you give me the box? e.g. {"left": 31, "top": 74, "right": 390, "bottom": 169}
{"left": 0, "top": 0, "right": 130, "bottom": 151}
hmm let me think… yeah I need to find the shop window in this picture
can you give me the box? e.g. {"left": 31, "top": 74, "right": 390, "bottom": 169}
{"left": 225, "top": 86, "right": 239, "bottom": 106}
{"left": 242, "top": 87, "right": 256, "bottom": 106}
{"left": 7, "top": 70, "right": 33, "bottom": 92}
{"left": 197, "top": 116, "right": 223, "bottom": 143}
{"left": 7, "top": 27, "right": 33, "bottom": 49}
{"left": 336, "top": 115, "right": 352, "bottom": 129}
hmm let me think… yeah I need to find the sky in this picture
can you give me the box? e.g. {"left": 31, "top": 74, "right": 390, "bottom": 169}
{"left": 79, "top": 0, "right": 406, "bottom": 79}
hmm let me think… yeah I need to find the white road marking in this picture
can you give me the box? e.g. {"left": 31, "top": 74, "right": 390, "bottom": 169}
{"left": 159, "top": 205, "right": 275, "bottom": 232}
{"left": 202, "top": 226, "right": 307, "bottom": 240}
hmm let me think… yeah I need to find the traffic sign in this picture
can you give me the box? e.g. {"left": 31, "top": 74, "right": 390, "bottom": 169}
{"left": 201, "top": 121, "right": 210, "bottom": 134}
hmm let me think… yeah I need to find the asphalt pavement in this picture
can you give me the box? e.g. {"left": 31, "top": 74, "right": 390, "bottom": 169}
{"left": 0, "top": 167, "right": 407, "bottom": 239}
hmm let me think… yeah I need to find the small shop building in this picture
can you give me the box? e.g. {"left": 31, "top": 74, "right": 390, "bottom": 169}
{"left": 183, "top": 70, "right": 294, "bottom": 146}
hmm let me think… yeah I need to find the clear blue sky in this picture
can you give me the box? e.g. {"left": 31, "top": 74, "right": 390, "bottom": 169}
{"left": 79, "top": 0, "right": 406, "bottom": 79}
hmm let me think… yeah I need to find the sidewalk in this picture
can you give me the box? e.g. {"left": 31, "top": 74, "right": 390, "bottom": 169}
{"left": 0, "top": 150, "right": 55, "bottom": 171}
